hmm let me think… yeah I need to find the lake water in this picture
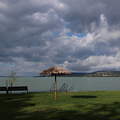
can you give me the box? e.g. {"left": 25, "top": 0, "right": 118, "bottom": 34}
{"left": 0, "top": 77, "right": 120, "bottom": 92}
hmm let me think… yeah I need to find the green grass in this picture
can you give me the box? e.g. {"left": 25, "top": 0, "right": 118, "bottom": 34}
{"left": 1, "top": 91, "right": 120, "bottom": 120}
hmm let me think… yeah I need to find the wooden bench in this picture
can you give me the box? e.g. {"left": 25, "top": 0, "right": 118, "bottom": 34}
{"left": 8, "top": 86, "right": 28, "bottom": 93}
{"left": 0, "top": 86, "right": 28, "bottom": 94}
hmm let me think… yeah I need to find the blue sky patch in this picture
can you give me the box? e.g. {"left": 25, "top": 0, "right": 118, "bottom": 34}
{"left": 52, "top": 32, "right": 60, "bottom": 37}
{"left": 66, "top": 32, "right": 86, "bottom": 38}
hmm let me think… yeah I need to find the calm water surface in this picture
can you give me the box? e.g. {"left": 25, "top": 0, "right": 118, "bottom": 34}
{"left": 0, "top": 77, "right": 120, "bottom": 92}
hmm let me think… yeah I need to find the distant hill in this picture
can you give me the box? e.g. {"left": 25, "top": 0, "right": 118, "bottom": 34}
{"left": 71, "top": 71, "right": 120, "bottom": 77}
{"left": 39, "top": 71, "right": 120, "bottom": 77}
{"left": 1, "top": 71, "right": 119, "bottom": 77}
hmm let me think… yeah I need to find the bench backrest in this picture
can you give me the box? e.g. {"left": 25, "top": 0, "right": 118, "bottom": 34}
{"left": 8, "top": 86, "right": 28, "bottom": 91}
{"left": 0, "top": 87, "right": 7, "bottom": 91}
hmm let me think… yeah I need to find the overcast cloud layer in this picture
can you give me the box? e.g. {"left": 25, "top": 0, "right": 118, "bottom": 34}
{"left": 0, "top": 0, "right": 120, "bottom": 75}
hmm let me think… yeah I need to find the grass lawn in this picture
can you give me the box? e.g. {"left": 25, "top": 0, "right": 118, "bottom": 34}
{"left": 1, "top": 91, "right": 120, "bottom": 120}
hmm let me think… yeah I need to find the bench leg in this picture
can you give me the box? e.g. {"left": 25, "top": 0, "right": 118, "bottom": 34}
{"left": 27, "top": 90, "right": 29, "bottom": 94}
{"left": 6, "top": 90, "right": 8, "bottom": 94}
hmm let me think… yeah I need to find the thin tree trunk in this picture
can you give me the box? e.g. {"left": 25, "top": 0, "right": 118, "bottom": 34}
{"left": 54, "top": 75, "right": 57, "bottom": 100}
{"left": 6, "top": 80, "right": 8, "bottom": 94}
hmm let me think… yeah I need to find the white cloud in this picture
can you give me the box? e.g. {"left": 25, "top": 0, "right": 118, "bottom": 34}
{"left": 64, "top": 55, "right": 120, "bottom": 72}
{"left": 0, "top": 1, "right": 7, "bottom": 9}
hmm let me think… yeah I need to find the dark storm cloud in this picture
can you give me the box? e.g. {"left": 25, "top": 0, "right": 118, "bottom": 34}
{"left": 0, "top": 0, "right": 64, "bottom": 60}
{"left": 60, "top": 0, "right": 120, "bottom": 32}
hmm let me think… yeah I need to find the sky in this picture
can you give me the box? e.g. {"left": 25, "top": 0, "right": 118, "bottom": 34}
{"left": 0, "top": 0, "right": 120, "bottom": 76}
